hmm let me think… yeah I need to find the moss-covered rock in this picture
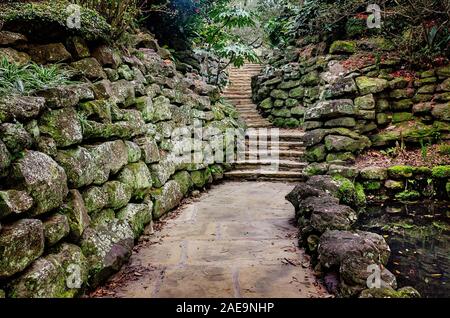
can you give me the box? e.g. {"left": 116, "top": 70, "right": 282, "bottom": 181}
{"left": 0, "top": 123, "right": 33, "bottom": 153}
{"left": 359, "top": 287, "right": 420, "bottom": 298}
{"left": 354, "top": 94, "right": 375, "bottom": 110}
{"left": 359, "top": 167, "right": 388, "bottom": 180}
{"left": 0, "top": 190, "right": 34, "bottom": 219}
{"left": 117, "top": 203, "right": 152, "bottom": 239}
{"left": 82, "top": 186, "right": 108, "bottom": 214}
{"left": 102, "top": 181, "right": 132, "bottom": 210}
{"left": 117, "top": 162, "right": 152, "bottom": 198}
{"left": 431, "top": 103, "right": 450, "bottom": 121}
{"left": 395, "top": 190, "right": 421, "bottom": 202}
{"left": 270, "top": 89, "right": 289, "bottom": 100}
{"left": 432, "top": 165, "right": 450, "bottom": 178}
{"left": 55, "top": 147, "right": 97, "bottom": 188}
{"left": 43, "top": 214, "right": 70, "bottom": 247}
{"left": 324, "top": 135, "right": 371, "bottom": 153}
{"left": 39, "top": 108, "right": 83, "bottom": 147}
{"left": 384, "top": 180, "right": 404, "bottom": 190}
{"left": 152, "top": 96, "right": 172, "bottom": 122}
{"left": 13, "top": 151, "right": 68, "bottom": 216}
{"left": 306, "top": 144, "right": 327, "bottom": 162}
{"left": 151, "top": 180, "right": 184, "bottom": 219}
{"left": 363, "top": 180, "right": 382, "bottom": 191}
{"left": 392, "top": 112, "right": 413, "bottom": 123}
{"left": 388, "top": 165, "right": 413, "bottom": 178}
{"left": 259, "top": 97, "right": 273, "bottom": 110}
{"left": 71, "top": 57, "right": 107, "bottom": 81}
{"left": 150, "top": 157, "right": 177, "bottom": 188}
{"left": 7, "top": 243, "right": 88, "bottom": 298}
{"left": 0, "top": 219, "right": 44, "bottom": 279}
{"left": 59, "top": 190, "right": 91, "bottom": 241}
{"left": 172, "top": 171, "right": 193, "bottom": 195}
{"left": 355, "top": 76, "right": 389, "bottom": 95}
{"left": 80, "top": 219, "right": 134, "bottom": 287}
{"left": 324, "top": 117, "right": 356, "bottom": 128}
{"left": 29, "top": 43, "right": 72, "bottom": 64}
{"left": 329, "top": 40, "right": 357, "bottom": 54}
{"left": 333, "top": 175, "right": 358, "bottom": 207}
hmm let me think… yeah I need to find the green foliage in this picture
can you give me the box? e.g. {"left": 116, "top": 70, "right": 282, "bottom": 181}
{"left": 0, "top": 57, "right": 74, "bottom": 96}
{"left": 72, "top": 0, "right": 148, "bottom": 36}
{"left": 194, "top": 2, "right": 259, "bottom": 85}
{"left": 438, "top": 143, "right": 450, "bottom": 155}
{"left": 0, "top": 0, "right": 111, "bottom": 41}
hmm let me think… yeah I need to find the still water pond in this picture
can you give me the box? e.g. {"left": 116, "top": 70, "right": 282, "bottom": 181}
{"left": 357, "top": 201, "right": 450, "bottom": 298}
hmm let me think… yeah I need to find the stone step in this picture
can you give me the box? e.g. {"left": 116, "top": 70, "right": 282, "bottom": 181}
{"left": 233, "top": 160, "right": 307, "bottom": 171}
{"left": 246, "top": 130, "right": 305, "bottom": 141}
{"left": 244, "top": 149, "right": 304, "bottom": 159}
{"left": 243, "top": 140, "right": 305, "bottom": 150}
{"left": 224, "top": 169, "right": 307, "bottom": 182}
{"left": 246, "top": 123, "right": 272, "bottom": 128}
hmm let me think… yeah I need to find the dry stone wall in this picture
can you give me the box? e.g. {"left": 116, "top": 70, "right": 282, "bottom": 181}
{"left": 0, "top": 30, "right": 242, "bottom": 297}
{"left": 252, "top": 39, "right": 450, "bottom": 168}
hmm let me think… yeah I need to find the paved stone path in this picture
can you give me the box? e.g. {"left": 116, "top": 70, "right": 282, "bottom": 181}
{"left": 93, "top": 181, "right": 328, "bottom": 298}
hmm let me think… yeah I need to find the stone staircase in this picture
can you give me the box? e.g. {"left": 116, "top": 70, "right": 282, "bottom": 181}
{"left": 222, "top": 64, "right": 307, "bottom": 182}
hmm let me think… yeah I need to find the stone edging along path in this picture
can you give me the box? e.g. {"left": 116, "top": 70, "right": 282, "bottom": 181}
{"left": 91, "top": 181, "right": 329, "bottom": 298}
{"left": 285, "top": 175, "right": 423, "bottom": 298}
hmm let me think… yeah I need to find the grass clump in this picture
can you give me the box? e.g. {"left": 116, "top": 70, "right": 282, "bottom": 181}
{"left": 0, "top": 57, "right": 74, "bottom": 95}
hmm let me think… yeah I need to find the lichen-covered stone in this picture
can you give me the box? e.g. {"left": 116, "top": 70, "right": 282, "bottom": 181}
{"left": 431, "top": 103, "right": 450, "bottom": 121}
{"left": 329, "top": 40, "right": 357, "bottom": 54}
{"left": 71, "top": 57, "right": 107, "bottom": 80}
{"left": 152, "top": 96, "right": 172, "bottom": 122}
{"left": 80, "top": 219, "right": 134, "bottom": 287}
{"left": 270, "top": 89, "right": 289, "bottom": 100}
{"left": 0, "top": 140, "right": 11, "bottom": 174}
{"left": 43, "top": 214, "right": 70, "bottom": 246}
{"left": 354, "top": 94, "right": 375, "bottom": 110}
{"left": 324, "top": 117, "right": 356, "bottom": 128}
{"left": 0, "top": 219, "right": 44, "bottom": 278}
{"left": 7, "top": 243, "right": 88, "bottom": 298}
{"left": 356, "top": 76, "right": 389, "bottom": 95}
{"left": 151, "top": 180, "right": 183, "bottom": 219}
{"left": 392, "top": 112, "right": 413, "bottom": 123}
{"left": 359, "top": 287, "right": 421, "bottom": 298}
{"left": 60, "top": 190, "right": 91, "bottom": 241}
{"left": 0, "top": 190, "right": 34, "bottom": 219}
{"left": 117, "top": 203, "right": 152, "bottom": 239}
{"left": 305, "top": 144, "right": 327, "bottom": 162}
{"left": 134, "top": 137, "right": 161, "bottom": 164}
{"left": 391, "top": 99, "right": 413, "bottom": 111}
{"left": 134, "top": 96, "right": 154, "bottom": 122}
{"left": 13, "top": 151, "right": 68, "bottom": 216}
{"left": 150, "top": 157, "right": 177, "bottom": 187}
{"left": 82, "top": 186, "right": 108, "bottom": 214}
{"left": 384, "top": 180, "right": 404, "bottom": 190}
{"left": 172, "top": 171, "right": 193, "bottom": 195}
{"left": 102, "top": 181, "right": 132, "bottom": 210}
{"left": 324, "top": 135, "right": 371, "bottom": 153}
{"left": 88, "top": 140, "right": 128, "bottom": 184}
{"left": 305, "top": 100, "right": 355, "bottom": 120}
{"left": 55, "top": 147, "right": 97, "bottom": 188}
{"left": 0, "top": 96, "right": 45, "bottom": 122}
{"left": 29, "top": 43, "right": 72, "bottom": 64}
{"left": 66, "top": 36, "right": 90, "bottom": 60}
{"left": 0, "top": 47, "right": 30, "bottom": 65}
{"left": 125, "top": 141, "right": 142, "bottom": 163}
{"left": 289, "top": 87, "right": 305, "bottom": 99}
{"left": 0, "top": 123, "right": 33, "bottom": 153}
{"left": 117, "top": 161, "right": 152, "bottom": 197}
{"left": 78, "top": 100, "right": 113, "bottom": 123}
{"left": 92, "top": 45, "right": 121, "bottom": 68}
{"left": 360, "top": 167, "right": 388, "bottom": 180}
{"left": 110, "top": 80, "right": 136, "bottom": 107}
{"left": 39, "top": 108, "right": 83, "bottom": 147}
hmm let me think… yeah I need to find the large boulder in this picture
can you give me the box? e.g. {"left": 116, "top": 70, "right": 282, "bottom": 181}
{"left": 285, "top": 184, "right": 323, "bottom": 213}
{"left": 13, "top": 151, "right": 68, "bottom": 216}
{"left": 7, "top": 243, "right": 88, "bottom": 298}
{"left": 0, "top": 219, "right": 44, "bottom": 278}
{"left": 0, "top": 31, "right": 27, "bottom": 46}
{"left": 80, "top": 219, "right": 134, "bottom": 287}
{"left": 318, "top": 230, "right": 393, "bottom": 296}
